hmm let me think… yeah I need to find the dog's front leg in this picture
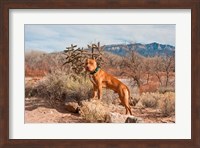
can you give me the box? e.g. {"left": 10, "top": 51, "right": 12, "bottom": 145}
{"left": 97, "top": 81, "right": 102, "bottom": 100}
{"left": 92, "top": 85, "right": 98, "bottom": 99}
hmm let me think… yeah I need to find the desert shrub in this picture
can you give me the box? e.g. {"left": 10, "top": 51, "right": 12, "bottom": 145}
{"left": 64, "top": 74, "right": 93, "bottom": 101}
{"left": 25, "top": 85, "right": 35, "bottom": 98}
{"left": 79, "top": 100, "right": 109, "bottom": 123}
{"left": 158, "top": 92, "right": 175, "bottom": 116}
{"left": 25, "top": 71, "right": 93, "bottom": 103}
{"left": 140, "top": 93, "right": 158, "bottom": 108}
{"left": 136, "top": 92, "right": 175, "bottom": 116}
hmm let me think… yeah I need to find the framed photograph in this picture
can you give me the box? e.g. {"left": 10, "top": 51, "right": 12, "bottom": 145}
{"left": 0, "top": 0, "right": 199, "bottom": 147}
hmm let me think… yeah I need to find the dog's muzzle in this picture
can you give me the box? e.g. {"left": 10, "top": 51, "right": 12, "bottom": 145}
{"left": 85, "top": 66, "right": 90, "bottom": 71}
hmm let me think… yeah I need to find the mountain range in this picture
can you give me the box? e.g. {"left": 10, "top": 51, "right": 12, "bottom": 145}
{"left": 103, "top": 42, "right": 175, "bottom": 57}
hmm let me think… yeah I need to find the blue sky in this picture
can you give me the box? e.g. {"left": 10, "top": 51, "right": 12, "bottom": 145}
{"left": 25, "top": 24, "right": 175, "bottom": 52}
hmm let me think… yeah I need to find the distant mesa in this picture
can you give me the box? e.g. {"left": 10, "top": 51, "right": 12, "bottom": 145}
{"left": 103, "top": 42, "right": 175, "bottom": 57}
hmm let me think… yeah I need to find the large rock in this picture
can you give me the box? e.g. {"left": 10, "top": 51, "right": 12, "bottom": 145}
{"left": 65, "top": 100, "right": 79, "bottom": 113}
{"left": 105, "top": 112, "right": 143, "bottom": 123}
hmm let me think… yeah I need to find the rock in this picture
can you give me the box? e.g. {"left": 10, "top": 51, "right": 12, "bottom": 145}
{"left": 105, "top": 112, "right": 128, "bottom": 123}
{"left": 65, "top": 101, "right": 79, "bottom": 113}
{"left": 105, "top": 112, "right": 143, "bottom": 123}
{"left": 125, "top": 116, "right": 143, "bottom": 123}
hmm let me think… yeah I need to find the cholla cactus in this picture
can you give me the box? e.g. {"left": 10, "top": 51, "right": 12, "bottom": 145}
{"left": 62, "top": 42, "right": 104, "bottom": 74}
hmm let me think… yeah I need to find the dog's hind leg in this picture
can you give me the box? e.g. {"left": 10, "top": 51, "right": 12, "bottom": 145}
{"left": 123, "top": 89, "right": 133, "bottom": 115}
{"left": 125, "top": 106, "right": 129, "bottom": 114}
{"left": 125, "top": 105, "right": 132, "bottom": 115}
{"left": 120, "top": 97, "right": 132, "bottom": 115}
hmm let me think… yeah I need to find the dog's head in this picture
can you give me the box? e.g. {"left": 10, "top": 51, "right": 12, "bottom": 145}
{"left": 85, "top": 58, "right": 97, "bottom": 72}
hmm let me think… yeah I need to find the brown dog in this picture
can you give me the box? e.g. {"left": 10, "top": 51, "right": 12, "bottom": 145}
{"left": 85, "top": 58, "right": 132, "bottom": 115}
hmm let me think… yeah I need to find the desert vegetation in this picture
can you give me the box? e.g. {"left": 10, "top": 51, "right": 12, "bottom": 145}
{"left": 25, "top": 43, "right": 175, "bottom": 123}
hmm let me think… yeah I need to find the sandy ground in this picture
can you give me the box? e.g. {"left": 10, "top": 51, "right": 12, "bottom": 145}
{"left": 25, "top": 97, "right": 87, "bottom": 123}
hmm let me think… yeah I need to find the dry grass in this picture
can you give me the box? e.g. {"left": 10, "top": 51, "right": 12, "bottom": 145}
{"left": 79, "top": 100, "right": 109, "bottom": 123}
{"left": 158, "top": 92, "right": 175, "bottom": 116}
{"left": 25, "top": 71, "right": 93, "bottom": 103}
{"left": 140, "top": 93, "right": 158, "bottom": 108}
{"left": 134, "top": 92, "right": 175, "bottom": 116}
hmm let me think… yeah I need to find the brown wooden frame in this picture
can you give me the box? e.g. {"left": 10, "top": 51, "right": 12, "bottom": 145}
{"left": 0, "top": 0, "right": 199, "bottom": 147}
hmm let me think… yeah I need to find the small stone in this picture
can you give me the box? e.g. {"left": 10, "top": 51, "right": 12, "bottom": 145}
{"left": 125, "top": 116, "right": 143, "bottom": 123}
{"left": 105, "top": 112, "right": 143, "bottom": 123}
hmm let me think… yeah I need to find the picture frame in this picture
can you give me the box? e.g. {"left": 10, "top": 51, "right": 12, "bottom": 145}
{"left": 0, "top": 0, "right": 199, "bottom": 147}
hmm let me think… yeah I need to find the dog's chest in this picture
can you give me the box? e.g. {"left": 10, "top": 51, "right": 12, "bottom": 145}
{"left": 89, "top": 75, "right": 107, "bottom": 87}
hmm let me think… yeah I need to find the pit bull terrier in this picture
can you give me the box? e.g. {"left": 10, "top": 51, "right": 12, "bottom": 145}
{"left": 85, "top": 58, "right": 132, "bottom": 115}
